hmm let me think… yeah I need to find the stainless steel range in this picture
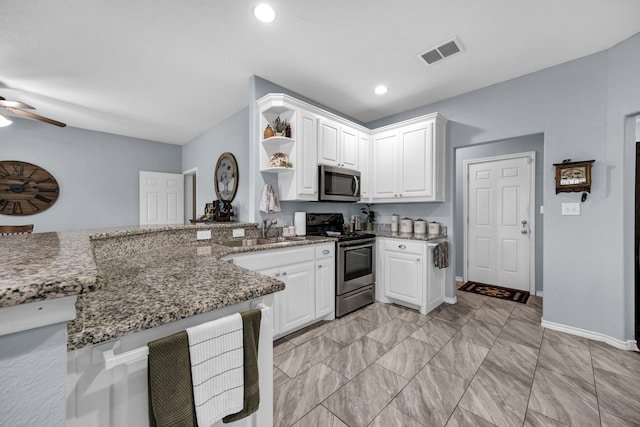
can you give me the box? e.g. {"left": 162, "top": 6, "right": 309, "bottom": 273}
{"left": 306, "top": 213, "right": 376, "bottom": 317}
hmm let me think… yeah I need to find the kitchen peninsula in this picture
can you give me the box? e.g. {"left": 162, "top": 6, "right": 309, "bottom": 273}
{"left": 0, "top": 224, "right": 333, "bottom": 426}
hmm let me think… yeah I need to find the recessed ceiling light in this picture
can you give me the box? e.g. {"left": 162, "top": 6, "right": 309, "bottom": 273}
{"left": 374, "top": 85, "right": 388, "bottom": 95}
{"left": 253, "top": 4, "right": 276, "bottom": 23}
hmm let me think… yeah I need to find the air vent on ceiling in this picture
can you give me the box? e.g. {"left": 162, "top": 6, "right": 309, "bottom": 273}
{"left": 418, "top": 37, "right": 464, "bottom": 66}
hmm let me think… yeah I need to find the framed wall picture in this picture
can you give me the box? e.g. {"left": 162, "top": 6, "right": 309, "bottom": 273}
{"left": 214, "top": 152, "right": 238, "bottom": 202}
{"left": 553, "top": 160, "right": 595, "bottom": 194}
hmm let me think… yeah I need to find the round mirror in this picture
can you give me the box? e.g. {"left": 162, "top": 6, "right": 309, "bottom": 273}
{"left": 214, "top": 152, "right": 238, "bottom": 202}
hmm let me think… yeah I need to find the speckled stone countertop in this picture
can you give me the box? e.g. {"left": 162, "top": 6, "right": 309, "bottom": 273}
{"left": 67, "top": 233, "right": 335, "bottom": 350}
{"left": 0, "top": 223, "right": 334, "bottom": 350}
{"left": 372, "top": 231, "right": 447, "bottom": 241}
{"left": 0, "top": 231, "right": 99, "bottom": 308}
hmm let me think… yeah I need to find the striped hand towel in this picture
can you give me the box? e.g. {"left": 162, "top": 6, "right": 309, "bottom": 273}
{"left": 187, "top": 313, "right": 244, "bottom": 425}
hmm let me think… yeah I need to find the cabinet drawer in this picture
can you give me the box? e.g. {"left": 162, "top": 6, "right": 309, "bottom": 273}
{"left": 383, "top": 239, "right": 424, "bottom": 255}
{"left": 315, "top": 244, "right": 334, "bottom": 259}
{"left": 230, "top": 245, "right": 315, "bottom": 270}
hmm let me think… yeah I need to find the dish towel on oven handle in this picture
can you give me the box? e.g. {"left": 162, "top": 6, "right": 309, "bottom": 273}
{"left": 187, "top": 313, "right": 244, "bottom": 425}
{"left": 434, "top": 240, "right": 449, "bottom": 269}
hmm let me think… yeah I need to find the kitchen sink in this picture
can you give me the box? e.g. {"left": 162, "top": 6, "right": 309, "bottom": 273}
{"left": 218, "top": 236, "right": 306, "bottom": 247}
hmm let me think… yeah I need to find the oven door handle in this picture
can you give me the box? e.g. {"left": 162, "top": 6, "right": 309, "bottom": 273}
{"left": 340, "top": 242, "right": 374, "bottom": 251}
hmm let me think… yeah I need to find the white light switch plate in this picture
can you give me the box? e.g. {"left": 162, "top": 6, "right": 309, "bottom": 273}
{"left": 232, "top": 228, "right": 245, "bottom": 238}
{"left": 196, "top": 230, "right": 212, "bottom": 240}
{"left": 561, "top": 202, "right": 580, "bottom": 216}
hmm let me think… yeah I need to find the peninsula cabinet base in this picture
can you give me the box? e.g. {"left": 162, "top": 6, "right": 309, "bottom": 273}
{"left": 67, "top": 295, "right": 274, "bottom": 427}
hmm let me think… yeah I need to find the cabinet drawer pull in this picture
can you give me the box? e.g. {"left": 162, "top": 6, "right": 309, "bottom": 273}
{"left": 322, "top": 249, "right": 330, "bottom": 255}
{"left": 282, "top": 272, "right": 287, "bottom": 276}
{"left": 275, "top": 273, "right": 281, "bottom": 277}
{"left": 398, "top": 244, "right": 406, "bottom": 249}
{"left": 416, "top": 258, "right": 420, "bottom": 262}
{"left": 318, "top": 265, "right": 322, "bottom": 268}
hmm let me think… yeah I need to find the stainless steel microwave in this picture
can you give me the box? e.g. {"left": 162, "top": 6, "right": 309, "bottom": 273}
{"left": 318, "top": 165, "right": 361, "bottom": 202}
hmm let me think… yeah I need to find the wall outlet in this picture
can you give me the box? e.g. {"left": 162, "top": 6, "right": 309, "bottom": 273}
{"left": 561, "top": 202, "right": 580, "bottom": 216}
{"left": 197, "top": 246, "right": 212, "bottom": 256}
{"left": 232, "top": 228, "right": 245, "bottom": 238}
{"left": 196, "top": 230, "right": 212, "bottom": 240}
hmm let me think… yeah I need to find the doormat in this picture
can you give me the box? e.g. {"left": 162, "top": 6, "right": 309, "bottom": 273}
{"left": 460, "top": 281, "right": 529, "bottom": 304}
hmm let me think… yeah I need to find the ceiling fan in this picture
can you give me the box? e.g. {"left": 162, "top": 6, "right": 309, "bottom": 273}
{"left": 0, "top": 96, "right": 66, "bottom": 127}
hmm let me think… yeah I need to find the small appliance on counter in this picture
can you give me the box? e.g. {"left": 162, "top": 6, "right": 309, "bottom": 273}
{"left": 400, "top": 217, "right": 413, "bottom": 233}
{"left": 414, "top": 219, "right": 427, "bottom": 235}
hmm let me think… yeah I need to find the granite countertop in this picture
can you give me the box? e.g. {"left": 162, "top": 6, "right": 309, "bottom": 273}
{"left": 0, "top": 224, "right": 334, "bottom": 350}
{"left": 0, "top": 231, "right": 99, "bottom": 308}
{"left": 67, "top": 234, "right": 335, "bottom": 350}
{"left": 372, "top": 231, "right": 447, "bottom": 241}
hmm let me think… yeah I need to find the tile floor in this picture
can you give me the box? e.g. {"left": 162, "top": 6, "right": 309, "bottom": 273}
{"left": 272, "top": 289, "right": 640, "bottom": 427}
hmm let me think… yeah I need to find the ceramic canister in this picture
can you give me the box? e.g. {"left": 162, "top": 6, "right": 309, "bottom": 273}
{"left": 428, "top": 221, "right": 441, "bottom": 235}
{"left": 414, "top": 219, "right": 427, "bottom": 234}
{"left": 400, "top": 218, "right": 413, "bottom": 233}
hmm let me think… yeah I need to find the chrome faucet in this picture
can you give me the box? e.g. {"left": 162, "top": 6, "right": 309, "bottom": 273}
{"left": 261, "top": 218, "right": 277, "bottom": 238}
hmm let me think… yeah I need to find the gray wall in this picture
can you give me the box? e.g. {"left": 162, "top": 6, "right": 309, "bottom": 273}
{"left": 182, "top": 107, "right": 251, "bottom": 221}
{"left": 454, "top": 134, "right": 544, "bottom": 293}
{"left": 0, "top": 323, "right": 67, "bottom": 426}
{"left": 0, "top": 118, "right": 182, "bottom": 232}
{"left": 365, "top": 33, "right": 640, "bottom": 343}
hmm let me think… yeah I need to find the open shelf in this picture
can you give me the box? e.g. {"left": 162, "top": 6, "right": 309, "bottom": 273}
{"left": 260, "top": 167, "right": 296, "bottom": 174}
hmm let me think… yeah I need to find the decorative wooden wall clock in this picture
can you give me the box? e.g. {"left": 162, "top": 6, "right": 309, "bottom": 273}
{"left": 553, "top": 160, "right": 595, "bottom": 194}
{"left": 0, "top": 160, "right": 59, "bottom": 215}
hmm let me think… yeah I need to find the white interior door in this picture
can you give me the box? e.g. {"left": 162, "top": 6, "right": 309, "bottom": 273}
{"left": 465, "top": 154, "right": 535, "bottom": 292}
{"left": 139, "top": 171, "right": 184, "bottom": 225}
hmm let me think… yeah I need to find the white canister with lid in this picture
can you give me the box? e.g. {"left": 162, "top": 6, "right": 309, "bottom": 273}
{"left": 400, "top": 218, "right": 413, "bottom": 233}
{"left": 414, "top": 219, "right": 427, "bottom": 234}
{"left": 428, "top": 221, "right": 441, "bottom": 236}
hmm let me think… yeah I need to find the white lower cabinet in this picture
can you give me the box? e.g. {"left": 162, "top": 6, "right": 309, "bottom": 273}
{"left": 67, "top": 295, "right": 275, "bottom": 427}
{"left": 228, "top": 243, "right": 335, "bottom": 338}
{"left": 377, "top": 237, "right": 445, "bottom": 315}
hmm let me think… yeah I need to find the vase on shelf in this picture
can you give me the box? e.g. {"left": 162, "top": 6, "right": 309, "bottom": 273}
{"left": 264, "top": 124, "right": 275, "bottom": 139}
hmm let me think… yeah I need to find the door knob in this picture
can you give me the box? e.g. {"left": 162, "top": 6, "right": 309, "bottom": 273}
{"left": 521, "top": 220, "right": 528, "bottom": 225}
{"left": 521, "top": 230, "right": 528, "bottom": 234}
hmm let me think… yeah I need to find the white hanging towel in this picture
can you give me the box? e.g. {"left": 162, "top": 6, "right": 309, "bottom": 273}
{"left": 259, "top": 183, "right": 281, "bottom": 213}
{"left": 187, "top": 313, "right": 244, "bottom": 425}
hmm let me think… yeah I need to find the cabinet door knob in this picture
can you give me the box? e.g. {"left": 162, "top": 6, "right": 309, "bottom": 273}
{"left": 282, "top": 272, "right": 287, "bottom": 276}
{"left": 322, "top": 249, "right": 330, "bottom": 255}
{"left": 399, "top": 244, "right": 406, "bottom": 249}
{"left": 275, "top": 273, "right": 281, "bottom": 277}
{"left": 416, "top": 258, "right": 420, "bottom": 262}
{"left": 318, "top": 265, "right": 322, "bottom": 268}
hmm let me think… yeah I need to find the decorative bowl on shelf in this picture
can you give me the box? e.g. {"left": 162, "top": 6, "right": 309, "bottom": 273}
{"left": 270, "top": 152, "right": 292, "bottom": 168}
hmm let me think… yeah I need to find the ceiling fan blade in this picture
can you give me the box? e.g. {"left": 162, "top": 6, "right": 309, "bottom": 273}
{"left": 0, "top": 99, "right": 35, "bottom": 109}
{"left": 6, "top": 107, "right": 66, "bottom": 127}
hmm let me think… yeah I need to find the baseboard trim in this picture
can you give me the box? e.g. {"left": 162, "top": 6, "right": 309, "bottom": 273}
{"left": 455, "top": 276, "right": 464, "bottom": 283}
{"left": 541, "top": 318, "right": 639, "bottom": 352}
{"left": 535, "top": 291, "right": 544, "bottom": 297}
{"left": 444, "top": 296, "right": 457, "bottom": 304}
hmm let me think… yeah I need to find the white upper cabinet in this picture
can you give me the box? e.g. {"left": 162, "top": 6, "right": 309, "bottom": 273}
{"left": 257, "top": 94, "right": 445, "bottom": 203}
{"left": 371, "top": 113, "right": 446, "bottom": 203}
{"left": 358, "top": 133, "right": 371, "bottom": 202}
{"left": 318, "top": 118, "right": 359, "bottom": 170}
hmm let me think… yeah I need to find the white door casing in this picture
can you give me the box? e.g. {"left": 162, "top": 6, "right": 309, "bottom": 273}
{"left": 139, "top": 171, "right": 184, "bottom": 225}
{"left": 464, "top": 153, "right": 535, "bottom": 293}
